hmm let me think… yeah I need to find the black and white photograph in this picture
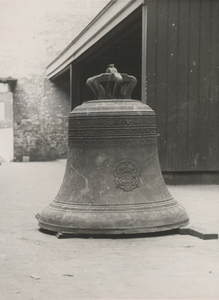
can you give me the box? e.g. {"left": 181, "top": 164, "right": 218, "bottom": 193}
{"left": 0, "top": 0, "right": 218, "bottom": 299}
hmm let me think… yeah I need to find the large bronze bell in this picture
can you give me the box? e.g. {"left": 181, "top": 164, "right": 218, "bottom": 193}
{"left": 37, "top": 65, "right": 189, "bottom": 235}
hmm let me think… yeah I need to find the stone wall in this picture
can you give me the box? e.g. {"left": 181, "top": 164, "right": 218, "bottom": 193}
{"left": 0, "top": 0, "right": 109, "bottom": 161}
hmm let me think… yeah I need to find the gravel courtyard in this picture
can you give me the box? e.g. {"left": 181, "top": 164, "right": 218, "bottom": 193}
{"left": 0, "top": 160, "right": 218, "bottom": 300}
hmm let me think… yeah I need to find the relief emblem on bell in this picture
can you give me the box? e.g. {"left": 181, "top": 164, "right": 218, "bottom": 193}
{"left": 114, "top": 159, "right": 140, "bottom": 192}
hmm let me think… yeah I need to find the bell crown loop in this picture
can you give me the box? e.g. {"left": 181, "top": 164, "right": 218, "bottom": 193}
{"left": 86, "top": 64, "right": 137, "bottom": 100}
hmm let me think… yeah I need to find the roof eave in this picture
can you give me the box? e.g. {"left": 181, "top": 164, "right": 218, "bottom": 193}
{"left": 46, "top": 0, "right": 143, "bottom": 79}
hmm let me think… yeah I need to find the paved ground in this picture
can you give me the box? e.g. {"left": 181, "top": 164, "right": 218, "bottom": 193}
{"left": 0, "top": 160, "right": 219, "bottom": 300}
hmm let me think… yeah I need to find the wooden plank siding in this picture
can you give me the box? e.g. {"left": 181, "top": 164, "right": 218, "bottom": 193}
{"left": 188, "top": 0, "right": 200, "bottom": 171}
{"left": 199, "top": 0, "right": 211, "bottom": 171}
{"left": 146, "top": 0, "right": 219, "bottom": 172}
{"left": 155, "top": 0, "right": 169, "bottom": 170}
{"left": 177, "top": 0, "right": 190, "bottom": 171}
{"left": 208, "top": 0, "right": 219, "bottom": 171}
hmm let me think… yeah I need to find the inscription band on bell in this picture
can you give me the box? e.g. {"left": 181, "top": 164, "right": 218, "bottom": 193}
{"left": 68, "top": 136, "right": 157, "bottom": 148}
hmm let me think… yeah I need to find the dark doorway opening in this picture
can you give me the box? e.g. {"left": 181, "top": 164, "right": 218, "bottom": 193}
{"left": 71, "top": 7, "right": 142, "bottom": 108}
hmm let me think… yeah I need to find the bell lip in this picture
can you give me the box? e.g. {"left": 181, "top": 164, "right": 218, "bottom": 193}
{"left": 37, "top": 201, "right": 189, "bottom": 235}
{"left": 38, "top": 219, "right": 189, "bottom": 235}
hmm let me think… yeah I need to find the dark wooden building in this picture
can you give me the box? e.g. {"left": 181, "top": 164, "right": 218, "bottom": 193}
{"left": 47, "top": 0, "right": 219, "bottom": 184}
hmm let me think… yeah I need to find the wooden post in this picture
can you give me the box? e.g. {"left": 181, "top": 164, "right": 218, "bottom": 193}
{"left": 70, "top": 64, "right": 73, "bottom": 111}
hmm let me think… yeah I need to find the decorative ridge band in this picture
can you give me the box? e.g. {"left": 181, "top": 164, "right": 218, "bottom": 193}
{"left": 68, "top": 136, "right": 157, "bottom": 148}
{"left": 69, "top": 115, "right": 157, "bottom": 129}
{"left": 50, "top": 198, "right": 177, "bottom": 212}
{"left": 68, "top": 128, "right": 157, "bottom": 137}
